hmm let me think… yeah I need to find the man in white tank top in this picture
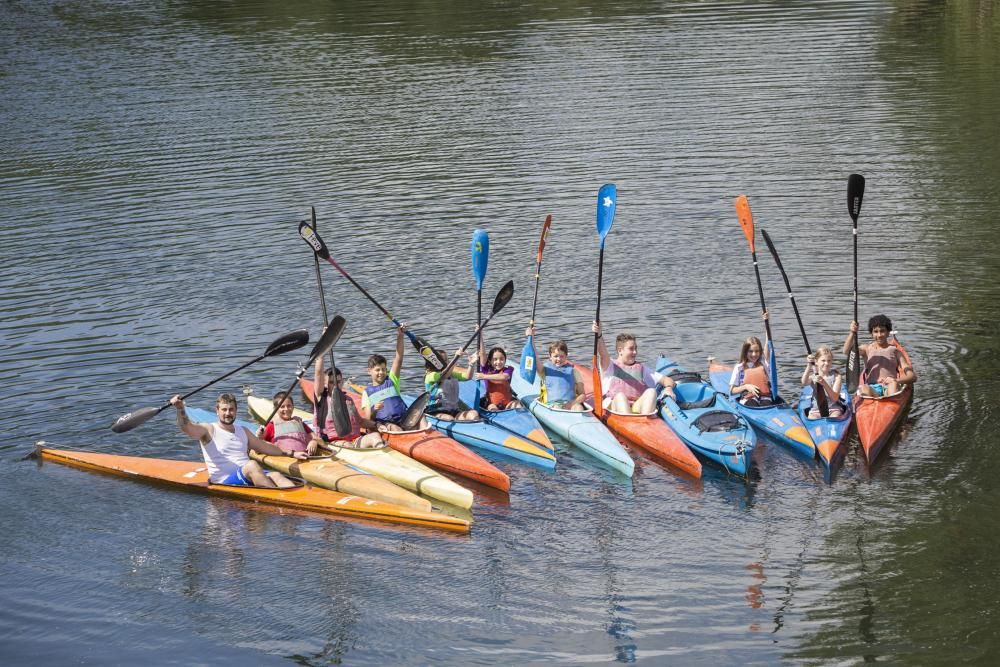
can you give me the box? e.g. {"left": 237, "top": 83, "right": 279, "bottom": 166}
{"left": 171, "top": 393, "right": 307, "bottom": 487}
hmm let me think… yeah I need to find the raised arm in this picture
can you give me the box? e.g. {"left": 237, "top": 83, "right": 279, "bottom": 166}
{"left": 391, "top": 326, "right": 405, "bottom": 377}
{"left": 800, "top": 354, "right": 815, "bottom": 387}
{"left": 843, "top": 320, "right": 859, "bottom": 357}
{"left": 593, "top": 321, "right": 611, "bottom": 372}
{"left": 314, "top": 353, "right": 328, "bottom": 397}
{"left": 170, "top": 396, "right": 211, "bottom": 443}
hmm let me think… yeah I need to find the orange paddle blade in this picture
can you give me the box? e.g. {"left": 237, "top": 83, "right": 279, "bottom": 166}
{"left": 592, "top": 355, "right": 604, "bottom": 418}
{"left": 735, "top": 195, "right": 755, "bottom": 252}
{"left": 537, "top": 215, "right": 552, "bottom": 263}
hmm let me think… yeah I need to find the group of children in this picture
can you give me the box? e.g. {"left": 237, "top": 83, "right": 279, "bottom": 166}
{"left": 170, "top": 310, "right": 914, "bottom": 489}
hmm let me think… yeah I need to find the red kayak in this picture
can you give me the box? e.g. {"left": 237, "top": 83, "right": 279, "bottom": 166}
{"left": 575, "top": 364, "right": 702, "bottom": 478}
{"left": 854, "top": 339, "right": 915, "bottom": 464}
{"left": 299, "top": 379, "right": 510, "bottom": 492}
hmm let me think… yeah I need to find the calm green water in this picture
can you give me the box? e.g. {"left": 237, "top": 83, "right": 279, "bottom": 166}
{"left": 2, "top": 0, "right": 999, "bottom": 664}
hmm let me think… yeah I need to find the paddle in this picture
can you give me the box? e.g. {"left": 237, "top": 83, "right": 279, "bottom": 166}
{"left": 519, "top": 215, "right": 552, "bottom": 384}
{"left": 846, "top": 174, "right": 866, "bottom": 394}
{"left": 400, "top": 280, "right": 515, "bottom": 431}
{"left": 592, "top": 185, "right": 617, "bottom": 418}
{"left": 471, "top": 229, "right": 489, "bottom": 406}
{"left": 734, "top": 195, "right": 778, "bottom": 403}
{"left": 298, "top": 221, "right": 444, "bottom": 371}
{"left": 760, "top": 228, "right": 829, "bottom": 417}
{"left": 308, "top": 208, "right": 352, "bottom": 439}
{"left": 110, "top": 329, "right": 309, "bottom": 433}
{"left": 259, "top": 316, "right": 349, "bottom": 432}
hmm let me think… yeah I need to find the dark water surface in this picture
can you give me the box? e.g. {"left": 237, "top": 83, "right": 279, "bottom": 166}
{"left": 3, "top": 0, "right": 999, "bottom": 664}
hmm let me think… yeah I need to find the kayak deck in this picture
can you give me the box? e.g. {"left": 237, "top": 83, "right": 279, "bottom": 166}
{"left": 38, "top": 447, "right": 470, "bottom": 534}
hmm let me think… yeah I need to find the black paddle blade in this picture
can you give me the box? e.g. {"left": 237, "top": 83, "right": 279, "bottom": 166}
{"left": 848, "top": 174, "right": 865, "bottom": 221}
{"left": 490, "top": 280, "right": 515, "bottom": 314}
{"left": 847, "top": 347, "right": 862, "bottom": 394}
{"left": 111, "top": 406, "right": 161, "bottom": 433}
{"left": 308, "top": 316, "right": 346, "bottom": 365}
{"left": 759, "top": 229, "right": 785, "bottom": 274}
{"left": 264, "top": 329, "right": 310, "bottom": 357}
{"left": 330, "top": 386, "right": 353, "bottom": 437}
{"left": 299, "top": 221, "right": 331, "bottom": 260}
{"left": 400, "top": 392, "right": 430, "bottom": 432}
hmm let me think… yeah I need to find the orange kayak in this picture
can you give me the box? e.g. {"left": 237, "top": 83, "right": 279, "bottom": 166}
{"left": 854, "top": 339, "right": 915, "bottom": 464}
{"left": 38, "top": 447, "right": 471, "bottom": 534}
{"left": 575, "top": 364, "right": 702, "bottom": 478}
{"left": 299, "top": 379, "right": 510, "bottom": 492}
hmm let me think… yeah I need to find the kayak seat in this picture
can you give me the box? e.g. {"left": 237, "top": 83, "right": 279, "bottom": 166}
{"left": 668, "top": 370, "right": 703, "bottom": 384}
{"left": 676, "top": 395, "right": 717, "bottom": 411}
{"left": 693, "top": 410, "right": 742, "bottom": 433}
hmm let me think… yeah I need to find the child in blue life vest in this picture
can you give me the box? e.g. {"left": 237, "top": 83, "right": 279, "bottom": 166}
{"left": 799, "top": 346, "right": 845, "bottom": 418}
{"left": 475, "top": 339, "right": 525, "bottom": 410}
{"left": 524, "top": 325, "right": 586, "bottom": 410}
{"left": 843, "top": 314, "right": 916, "bottom": 397}
{"left": 424, "top": 348, "right": 480, "bottom": 421}
{"left": 361, "top": 326, "right": 426, "bottom": 431}
{"left": 594, "top": 321, "right": 675, "bottom": 414}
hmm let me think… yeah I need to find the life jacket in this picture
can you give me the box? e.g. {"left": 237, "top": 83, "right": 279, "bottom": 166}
{"left": 315, "top": 390, "right": 363, "bottom": 440}
{"left": 543, "top": 361, "right": 576, "bottom": 403}
{"left": 364, "top": 376, "right": 407, "bottom": 423}
{"left": 605, "top": 361, "right": 649, "bottom": 401}
{"left": 483, "top": 364, "right": 513, "bottom": 407}
{"left": 426, "top": 371, "right": 460, "bottom": 411}
{"left": 741, "top": 364, "right": 771, "bottom": 396}
{"left": 863, "top": 344, "right": 900, "bottom": 384}
{"left": 270, "top": 418, "right": 310, "bottom": 453}
{"left": 201, "top": 423, "right": 250, "bottom": 484}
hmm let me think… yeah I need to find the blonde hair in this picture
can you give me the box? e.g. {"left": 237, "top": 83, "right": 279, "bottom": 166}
{"left": 814, "top": 346, "right": 834, "bottom": 361}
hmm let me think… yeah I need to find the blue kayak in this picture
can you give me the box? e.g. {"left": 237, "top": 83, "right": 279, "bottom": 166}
{"left": 401, "top": 394, "right": 557, "bottom": 470}
{"left": 797, "top": 385, "right": 854, "bottom": 476}
{"left": 707, "top": 358, "right": 816, "bottom": 458}
{"left": 655, "top": 356, "right": 757, "bottom": 477}
{"left": 457, "top": 375, "right": 554, "bottom": 451}
{"left": 510, "top": 362, "right": 635, "bottom": 477}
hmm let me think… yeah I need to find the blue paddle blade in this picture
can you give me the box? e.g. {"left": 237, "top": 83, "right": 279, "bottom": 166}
{"left": 767, "top": 339, "right": 779, "bottom": 402}
{"left": 596, "top": 184, "right": 617, "bottom": 241}
{"left": 471, "top": 229, "right": 489, "bottom": 290}
{"left": 519, "top": 335, "right": 537, "bottom": 384}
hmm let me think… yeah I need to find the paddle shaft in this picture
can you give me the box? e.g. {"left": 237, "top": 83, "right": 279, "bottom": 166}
{"left": 846, "top": 174, "right": 865, "bottom": 392}
{"left": 527, "top": 216, "right": 551, "bottom": 327}
{"left": 749, "top": 247, "right": 775, "bottom": 344}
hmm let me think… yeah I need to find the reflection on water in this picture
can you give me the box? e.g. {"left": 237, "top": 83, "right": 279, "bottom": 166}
{"left": 3, "top": 0, "right": 1000, "bottom": 663}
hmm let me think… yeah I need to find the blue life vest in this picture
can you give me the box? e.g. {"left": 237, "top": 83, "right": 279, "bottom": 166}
{"left": 543, "top": 361, "right": 576, "bottom": 403}
{"left": 364, "top": 375, "right": 406, "bottom": 423}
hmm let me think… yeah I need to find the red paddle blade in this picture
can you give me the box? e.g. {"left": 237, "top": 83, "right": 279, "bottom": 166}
{"left": 537, "top": 215, "right": 552, "bottom": 263}
{"left": 735, "top": 195, "right": 755, "bottom": 252}
{"left": 592, "top": 356, "right": 604, "bottom": 418}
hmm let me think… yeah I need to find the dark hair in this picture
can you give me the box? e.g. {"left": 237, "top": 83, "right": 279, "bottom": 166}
{"left": 216, "top": 393, "right": 237, "bottom": 407}
{"left": 615, "top": 333, "right": 637, "bottom": 352}
{"left": 368, "top": 354, "right": 387, "bottom": 369}
{"left": 486, "top": 347, "right": 506, "bottom": 364}
{"left": 271, "top": 391, "right": 292, "bottom": 408}
{"left": 868, "top": 314, "right": 892, "bottom": 333}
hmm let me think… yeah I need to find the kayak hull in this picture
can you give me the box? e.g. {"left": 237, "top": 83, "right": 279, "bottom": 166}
{"left": 299, "top": 380, "right": 511, "bottom": 492}
{"left": 655, "top": 356, "right": 757, "bottom": 478}
{"left": 854, "top": 340, "right": 915, "bottom": 464}
{"left": 458, "top": 377, "right": 554, "bottom": 450}
{"left": 708, "top": 359, "right": 816, "bottom": 458}
{"left": 38, "top": 448, "right": 470, "bottom": 534}
{"left": 243, "top": 398, "right": 477, "bottom": 510}
{"left": 575, "top": 364, "right": 702, "bottom": 478}
{"left": 797, "top": 385, "right": 854, "bottom": 474}
{"left": 510, "top": 364, "right": 635, "bottom": 477}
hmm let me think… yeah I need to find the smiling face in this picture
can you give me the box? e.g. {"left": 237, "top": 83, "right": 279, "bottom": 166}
{"left": 549, "top": 348, "right": 568, "bottom": 366}
{"left": 215, "top": 398, "right": 237, "bottom": 425}
{"left": 617, "top": 339, "right": 639, "bottom": 365}
{"left": 489, "top": 349, "right": 507, "bottom": 371}
{"left": 746, "top": 343, "right": 762, "bottom": 364}
{"left": 815, "top": 351, "right": 833, "bottom": 374}
{"left": 277, "top": 398, "right": 294, "bottom": 421}
{"left": 870, "top": 325, "right": 890, "bottom": 346}
{"left": 368, "top": 362, "right": 388, "bottom": 386}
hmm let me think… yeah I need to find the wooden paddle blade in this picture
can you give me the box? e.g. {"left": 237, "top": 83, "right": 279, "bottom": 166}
{"left": 400, "top": 392, "right": 429, "bottom": 431}
{"left": 308, "top": 316, "right": 346, "bottom": 365}
{"left": 263, "top": 329, "right": 310, "bottom": 358}
{"left": 519, "top": 335, "right": 537, "bottom": 384}
{"left": 537, "top": 215, "right": 552, "bottom": 262}
{"left": 329, "top": 386, "right": 353, "bottom": 437}
{"left": 491, "top": 280, "right": 515, "bottom": 314}
{"left": 111, "top": 406, "right": 161, "bottom": 433}
{"left": 848, "top": 174, "right": 865, "bottom": 222}
{"left": 735, "top": 195, "right": 755, "bottom": 252}
{"left": 299, "top": 221, "right": 330, "bottom": 260}
{"left": 596, "top": 184, "right": 617, "bottom": 241}
{"left": 471, "top": 229, "right": 489, "bottom": 291}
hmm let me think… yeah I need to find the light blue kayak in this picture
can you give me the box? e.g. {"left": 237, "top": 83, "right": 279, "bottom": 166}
{"left": 510, "top": 362, "right": 635, "bottom": 477}
{"left": 655, "top": 356, "right": 757, "bottom": 477}
{"left": 400, "top": 394, "right": 557, "bottom": 470}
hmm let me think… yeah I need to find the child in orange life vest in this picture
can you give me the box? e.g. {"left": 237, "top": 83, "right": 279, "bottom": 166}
{"left": 729, "top": 335, "right": 774, "bottom": 407}
{"left": 525, "top": 325, "right": 587, "bottom": 410}
{"left": 799, "top": 346, "right": 845, "bottom": 418}
{"left": 594, "top": 321, "right": 675, "bottom": 414}
{"left": 475, "top": 338, "right": 524, "bottom": 410}
{"left": 843, "top": 314, "right": 916, "bottom": 397}
{"left": 258, "top": 392, "right": 324, "bottom": 456}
